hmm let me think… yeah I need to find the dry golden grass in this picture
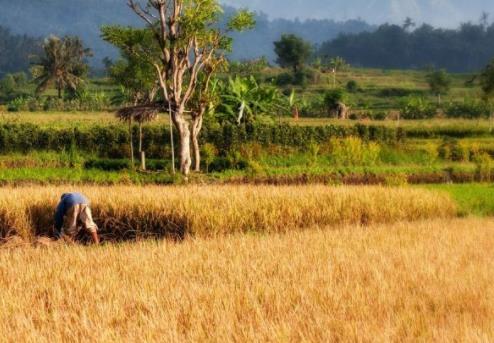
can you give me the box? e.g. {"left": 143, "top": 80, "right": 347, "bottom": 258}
{"left": 0, "top": 185, "right": 456, "bottom": 241}
{"left": 1, "top": 218, "right": 493, "bottom": 342}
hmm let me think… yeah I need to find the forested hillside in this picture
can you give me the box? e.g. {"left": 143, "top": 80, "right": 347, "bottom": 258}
{"left": 318, "top": 22, "right": 494, "bottom": 72}
{"left": 0, "top": 0, "right": 373, "bottom": 67}
{"left": 0, "top": 27, "right": 41, "bottom": 77}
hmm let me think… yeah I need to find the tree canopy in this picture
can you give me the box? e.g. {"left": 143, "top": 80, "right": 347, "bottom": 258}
{"left": 31, "top": 36, "right": 92, "bottom": 98}
{"left": 274, "top": 34, "right": 313, "bottom": 73}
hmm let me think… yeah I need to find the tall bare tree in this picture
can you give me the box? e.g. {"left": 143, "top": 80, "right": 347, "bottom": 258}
{"left": 126, "top": 0, "right": 254, "bottom": 176}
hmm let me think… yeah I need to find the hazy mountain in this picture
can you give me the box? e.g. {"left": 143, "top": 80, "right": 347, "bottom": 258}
{"left": 221, "top": 0, "right": 493, "bottom": 28}
{"left": 0, "top": 0, "right": 373, "bottom": 67}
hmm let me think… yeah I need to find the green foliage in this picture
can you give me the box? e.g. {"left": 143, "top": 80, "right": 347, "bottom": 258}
{"left": 229, "top": 57, "right": 268, "bottom": 77}
{"left": 426, "top": 69, "right": 451, "bottom": 97}
{"left": 445, "top": 100, "right": 491, "bottom": 119}
{"left": 480, "top": 58, "right": 494, "bottom": 100}
{"left": 227, "top": 9, "right": 256, "bottom": 32}
{"left": 346, "top": 80, "right": 359, "bottom": 93}
{"left": 0, "top": 122, "right": 401, "bottom": 159}
{"left": 101, "top": 26, "right": 158, "bottom": 106}
{"left": 400, "top": 97, "right": 437, "bottom": 119}
{"left": 217, "top": 76, "right": 285, "bottom": 124}
{"left": 323, "top": 89, "right": 347, "bottom": 114}
{"left": 201, "top": 143, "right": 218, "bottom": 173}
{"left": 0, "top": 72, "right": 30, "bottom": 102}
{"left": 32, "top": 35, "right": 92, "bottom": 98}
{"left": 274, "top": 34, "right": 313, "bottom": 73}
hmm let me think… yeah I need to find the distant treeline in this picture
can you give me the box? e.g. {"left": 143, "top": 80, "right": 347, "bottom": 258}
{"left": 226, "top": 11, "right": 374, "bottom": 62}
{"left": 0, "top": 26, "right": 41, "bottom": 77}
{"left": 317, "top": 22, "right": 494, "bottom": 72}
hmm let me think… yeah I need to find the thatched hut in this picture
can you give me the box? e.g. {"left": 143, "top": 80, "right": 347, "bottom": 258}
{"left": 116, "top": 105, "right": 159, "bottom": 170}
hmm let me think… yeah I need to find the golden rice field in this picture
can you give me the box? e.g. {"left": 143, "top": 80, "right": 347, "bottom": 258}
{"left": 1, "top": 218, "right": 493, "bottom": 342}
{"left": 0, "top": 185, "right": 456, "bottom": 241}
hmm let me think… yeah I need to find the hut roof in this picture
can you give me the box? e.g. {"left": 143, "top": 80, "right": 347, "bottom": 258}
{"left": 116, "top": 104, "right": 160, "bottom": 123}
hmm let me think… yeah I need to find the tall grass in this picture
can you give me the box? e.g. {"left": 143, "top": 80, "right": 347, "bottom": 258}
{"left": 0, "top": 185, "right": 456, "bottom": 241}
{"left": 0, "top": 218, "right": 493, "bottom": 341}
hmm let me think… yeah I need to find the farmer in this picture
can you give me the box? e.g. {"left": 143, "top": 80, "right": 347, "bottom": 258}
{"left": 54, "top": 193, "right": 100, "bottom": 244}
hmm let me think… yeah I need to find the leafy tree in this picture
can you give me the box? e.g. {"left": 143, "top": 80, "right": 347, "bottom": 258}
{"left": 480, "top": 59, "right": 494, "bottom": 99}
{"left": 426, "top": 69, "right": 451, "bottom": 104}
{"left": 274, "top": 34, "right": 312, "bottom": 73}
{"left": 0, "top": 72, "right": 30, "bottom": 102}
{"left": 115, "top": 0, "right": 254, "bottom": 176}
{"left": 31, "top": 36, "right": 92, "bottom": 99}
{"left": 480, "top": 59, "right": 494, "bottom": 129}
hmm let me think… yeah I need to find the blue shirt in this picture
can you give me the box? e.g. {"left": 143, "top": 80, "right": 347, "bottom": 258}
{"left": 54, "top": 193, "right": 90, "bottom": 231}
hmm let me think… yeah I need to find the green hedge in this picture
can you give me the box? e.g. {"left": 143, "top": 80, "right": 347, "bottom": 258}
{"left": 0, "top": 123, "right": 402, "bottom": 158}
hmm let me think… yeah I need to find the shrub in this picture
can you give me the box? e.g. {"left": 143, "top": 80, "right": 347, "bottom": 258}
{"left": 201, "top": 143, "right": 218, "bottom": 173}
{"left": 275, "top": 72, "right": 293, "bottom": 86}
{"left": 346, "top": 80, "right": 359, "bottom": 93}
{"left": 400, "top": 97, "right": 437, "bottom": 119}
{"left": 445, "top": 100, "right": 491, "bottom": 119}
{"left": 84, "top": 159, "right": 131, "bottom": 171}
{"left": 293, "top": 68, "right": 319, "bottom": 87}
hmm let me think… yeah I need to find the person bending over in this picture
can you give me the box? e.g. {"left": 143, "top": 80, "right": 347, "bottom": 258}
{"left": 54, "top": 193, "right": 100, "bottom": 244}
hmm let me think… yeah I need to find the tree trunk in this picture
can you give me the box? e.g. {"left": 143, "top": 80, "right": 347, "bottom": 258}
{"left": 174, "top": 112, "right": 192, "bottom": 176}
{"left": 129, "top": 119, "right": 135, "bottom": 169}
{"left": 191, "top": 115, "right": 204, "bottom": 172}
{"left": 138, "top": 122, "right": 146, "bottom": 170}
{"left": 57, "top": 85, "right": 62, "bottom": 99}
{"left": 138, "top": 122, "right": 143, "bottom": 154}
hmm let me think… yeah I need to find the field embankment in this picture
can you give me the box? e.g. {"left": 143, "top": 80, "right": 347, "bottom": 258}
{"left": 1, "top": 218, "right": 493, "bottom": 341}
{"left": 0, "top": 185, "right": 456, "bottom": 241}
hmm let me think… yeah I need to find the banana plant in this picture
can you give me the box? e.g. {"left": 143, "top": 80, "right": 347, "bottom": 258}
{"left": 216, "top": 76, "right": 286, "bottom": 125}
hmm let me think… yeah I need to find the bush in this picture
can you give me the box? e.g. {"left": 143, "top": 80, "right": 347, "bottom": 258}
{"left": 293, "top": 68, "right": 319, "bottom": 87}
{"left": 400, "top": 97, "right": 437, "bottom": 120}
{"left": 346, "top": 80, "right": 359, "bottom": 93}
{"left": 84, "top": 159, "right": 131, "bottom": 171}
{"left": 275, "top": 72, "right": 294, "bottom": 86}
{"left": 445, "top": 100, "right": 491, "bottom": 119}
{"left": 0, "top": 123, "right": 401, "bottom": 159}
{"left": 201, "top": 143, "right": 218, "bottom": 173}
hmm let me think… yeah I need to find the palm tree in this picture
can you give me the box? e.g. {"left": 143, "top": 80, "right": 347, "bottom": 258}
{"left": 32, "top": 35, "right": 92, "bottom": 99}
